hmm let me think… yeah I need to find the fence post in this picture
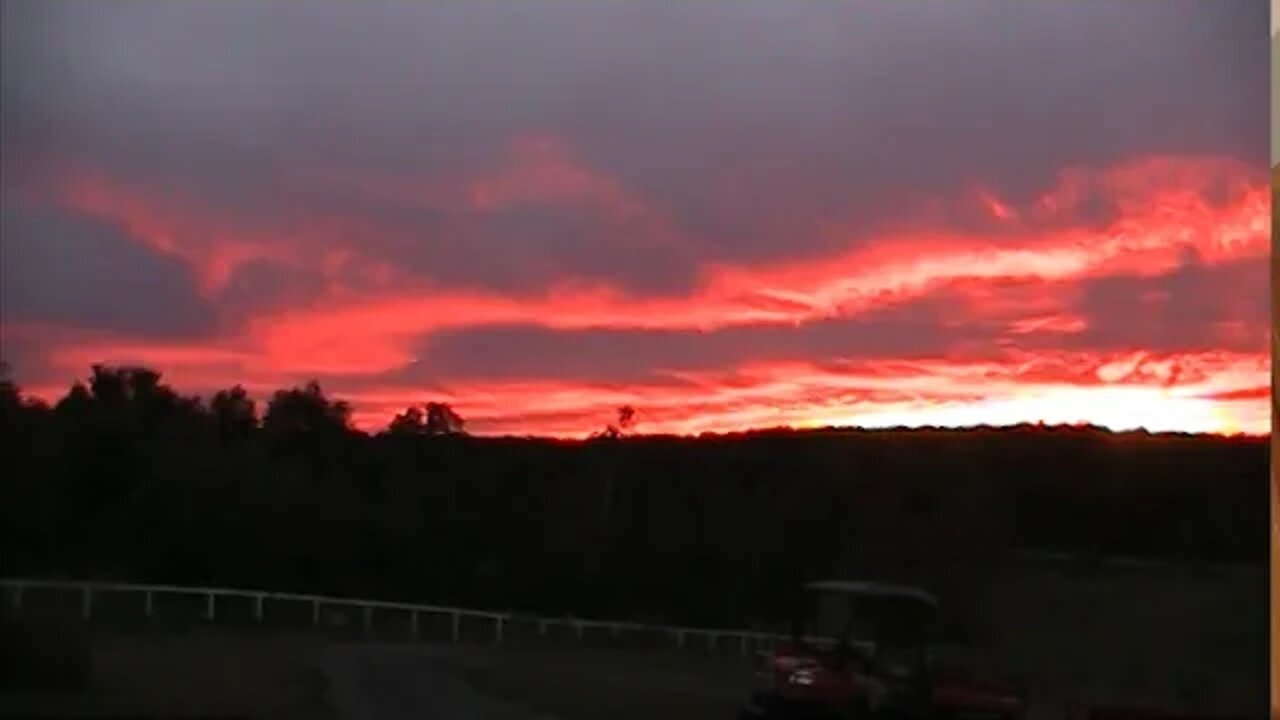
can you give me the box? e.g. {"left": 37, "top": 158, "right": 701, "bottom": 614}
{"left": 610, "top": 623, "right": 620, "bottom": 638}
{"left": 410, "top": 610, "right": 419, "bottom": 639}
{"left": 205, "top": 592, "right": 216, "bottom": 621}
{"left": 144, "top": 590, "right": 153, "bottom": 618}
{"left": 81, "top": 587, "right": 93, "bottom": 620}
{"left": 675, "top": 630, "right": 685, "bottom": 649}
{"left": 739, "top": 634, "right": 748, "bottom": 655}
{"left": 494, "top": 616, "right": 504, "bottom": 645}
{"left": 538, "top": 619, "right": 548, "bottom": 636}
{"left": 254, "top": 594, "right": 264, "bottom": 623}
{"left": 708, "top": 632, "right": 717, "bottom": 654}
{"left": 362, "top": 606, "right": 373, "bottom": 634}
{"left": 451, "top": 612, "right": 461, "bottom": 643}
{"left": 574, "top": 621, "right": 584, "bottom": 642}
{"left": 312, "top": 600, "right": 321, "bottom": 626}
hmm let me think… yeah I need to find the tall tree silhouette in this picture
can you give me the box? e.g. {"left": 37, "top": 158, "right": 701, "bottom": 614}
{"left": 597, "top": 405, "right": 637, "bottom": 439}
{"left": 388, "top": 403, "right": 465, "bottom": 436}
{"left": 210, "top": 385, "right": 258, "bottom": 440}
{"left": 388, "top": 406, "right": 428, "bottom": 436}
{"left": 0, "top": 361, "right": 22, "bottom": 422}
{"left": 424, "top": 402, "right": 465, "bottom": 436}
{"left": 263, "top": 381, "right": 350, "bottom": 436}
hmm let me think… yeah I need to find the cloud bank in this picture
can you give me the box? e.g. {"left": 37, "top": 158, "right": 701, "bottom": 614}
{"left": 0, "top": 0, "right": 1268, "bottom": 436}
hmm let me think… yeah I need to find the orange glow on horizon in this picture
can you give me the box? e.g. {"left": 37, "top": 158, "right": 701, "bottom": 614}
{"left": 14, "top": 346, "right": 1264, "bottom": 440}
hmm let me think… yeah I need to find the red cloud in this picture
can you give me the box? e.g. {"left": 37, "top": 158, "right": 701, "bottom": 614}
{"left": 18, "top": 341, "right": 1266, "bottom": 438}
{"left": 1007, "top": 313, "right": 1088, "bottom": 335}
{"left": 3, "top": 152, "right": 1269, "bottom": 437}
{"left": 469, "top": 133, "right": 647, "bottom": 218}
{"left": 235, "top": 155, "right": 1265, "bottom": 375}
{"left": 325, "top": 350, "right": 1265, "bottom": 438}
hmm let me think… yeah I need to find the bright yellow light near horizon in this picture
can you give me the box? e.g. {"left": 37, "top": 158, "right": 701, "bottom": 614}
{"left": 811, "top": 385, "right": 1252, "bottom": 436}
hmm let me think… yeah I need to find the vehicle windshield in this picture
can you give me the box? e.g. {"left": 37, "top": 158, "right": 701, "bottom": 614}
{"left": 802, "top": 591, "right": 934, "bottom": 649}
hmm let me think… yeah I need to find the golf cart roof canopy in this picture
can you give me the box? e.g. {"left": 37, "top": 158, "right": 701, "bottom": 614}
{"left": 804, "top": 580, "right": 939, "bottom": 608}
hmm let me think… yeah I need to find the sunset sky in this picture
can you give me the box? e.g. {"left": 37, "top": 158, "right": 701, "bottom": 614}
{"left": 0, "top": 1, "right": 1270, "bottom": 437}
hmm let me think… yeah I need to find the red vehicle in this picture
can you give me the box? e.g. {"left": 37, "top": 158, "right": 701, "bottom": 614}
{"left": 738, "top": 580, "right": 1026, "bottom": 720}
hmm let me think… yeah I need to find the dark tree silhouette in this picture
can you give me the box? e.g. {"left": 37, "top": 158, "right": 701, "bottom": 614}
{"left": 0, "top": 365, "right": 1266, "bottom": 628}
{"left": 210, "top": 385, "right": 258, "bottom": 440}
{"left": 0, "top": 362, "right": 22, "bottom": 420}
{"left": 424, "top": 402, "right": 465, "bottom": 436}
{"left": 596, "top": 405, "right": 638, "bottom": 440}
{"left": 388, "top": 406, "right": 428, "bottom": 436}
{"left": 54, "top": 382, "right": 93, "bottom": 420}
{"left": 263, "top": 381, "right": 350, "bottom": 436}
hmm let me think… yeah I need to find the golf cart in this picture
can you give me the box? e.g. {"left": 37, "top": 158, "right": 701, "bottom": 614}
{"left": 739, "top": 580, "right": 1026, "bottom": 720}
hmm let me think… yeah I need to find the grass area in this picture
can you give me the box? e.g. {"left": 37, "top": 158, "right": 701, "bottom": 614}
{"left": 965, "top": 560, "right": 1264, "bottom": 717}
{"left": 0, "top": 555, "right": 1261, "bottom": 720}
{"left": 462, "top": 559, "right": 1264, "bottom": 720}
{"left": 0, "top": 620, "right": 337, "bottom": 719}
{"left": 461, "top": 646, "right": 756, "bottom": 720}
{"left": 0, "top": 616, "right": 92, "bottom": 693}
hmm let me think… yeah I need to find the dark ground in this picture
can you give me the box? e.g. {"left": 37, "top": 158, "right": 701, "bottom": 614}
{"left": 0, "top": 554, "right": 1263, "bottom": 720}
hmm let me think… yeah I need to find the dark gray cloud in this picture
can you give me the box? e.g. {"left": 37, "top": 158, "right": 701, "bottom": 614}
{"left": 1065, "top": 255, "right": 1268, "bottom": 354}
{"left": 402, "top": 294, "right": 992, "bottom": 385}
{"left": 401, "top": 253, "right": 1269, "bottom": 386}
{"left": 382, "top": 202, "right": 699, "bottom": 296}
{"left": 0, "top": 206, "right": 216, "bottom": 337}
{"left": 214, "top": 259, "right": 330, "bottom": 318}
{"left": 1, "top": 0, "right": 1266, "bottom": 299}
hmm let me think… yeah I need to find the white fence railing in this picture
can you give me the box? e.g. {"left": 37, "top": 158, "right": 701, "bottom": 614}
{"left": 0, "top": 578, "right": 802, "bottom": 656}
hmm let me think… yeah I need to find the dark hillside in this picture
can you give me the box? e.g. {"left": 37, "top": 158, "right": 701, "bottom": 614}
{"left": 0, "top": 366, "right": 1265, "bottom": 629}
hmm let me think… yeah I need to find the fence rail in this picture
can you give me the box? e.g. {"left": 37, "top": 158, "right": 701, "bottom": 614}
{"left": 0, "top": 577, "right": 800, "bottom": 655}
{"left": 4, "top": 553, "right": 1248, "bottom": 656}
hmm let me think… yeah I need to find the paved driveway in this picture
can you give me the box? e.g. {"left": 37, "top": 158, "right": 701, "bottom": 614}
{"left": 321, "top": 643, "right": 560, "bottom": 720}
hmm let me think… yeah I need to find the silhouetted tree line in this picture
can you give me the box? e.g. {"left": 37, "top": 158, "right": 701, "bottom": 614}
{"left": 0, "top": 365, "right": 1266, "bottom": 628}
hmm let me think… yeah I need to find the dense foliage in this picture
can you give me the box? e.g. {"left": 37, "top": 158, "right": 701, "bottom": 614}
{"left": 0, "top": 365, "right": 1266, "bottom": 628}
